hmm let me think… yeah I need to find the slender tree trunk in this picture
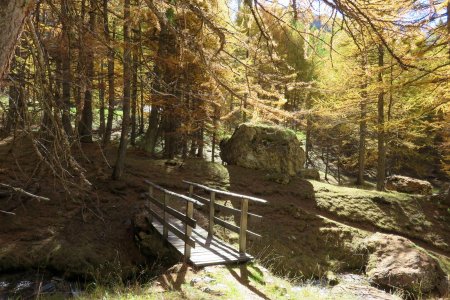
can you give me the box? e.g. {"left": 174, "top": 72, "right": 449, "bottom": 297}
{"left": 130, "top": 33, "right": 138, "bottom": 145}
{"left": 112, "top": 0, "right": 131, "bottom": 180}
{"left": 78, "top": 0, "right": 95, "bottom": 143}
{"left": 197, "top": 125, "right": 204, "bottom": 158}
{"left": 61, "top": 0, "right": 73, "bottom": 136}
{"left": 291, "top": 0, "right": 298, "bottom": 21}
{"left": 139, "top": 74, "right": 145, "bottom": 134}
{"left": 211, "top": 106, "right": 219, "bottom": 163}
{"left": 376, "top": 45, "right": 386, "bottom": 191}
{"left": 305, "top": 93, "right": 312, "bottom": 167}
{"left": 357, "top": 55, "right": 368, "bottom": 185}
{"left": 103, "top": 1, "right": 115, "bottom": 146}
{"left": 99, "top": 60, "right": 106, "bottom": 135}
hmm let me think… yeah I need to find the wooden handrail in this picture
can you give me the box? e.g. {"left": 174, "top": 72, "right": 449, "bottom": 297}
{"left": 183, "top": 180, "right": 268, "bottom": 204}
{"left": 144, "top": 180, "right": 204, "bottom": 206}
{"left": 191, "top": 193, "right": 262, "bottom": 223}
{"left": 147, "top": 193, "right": 197, "bottom": 228}
{"left": 144, "top": 179, "right": 201, "bottom": 260}
{"left": 185, "top": 180, "right": 267, "bottom": 254}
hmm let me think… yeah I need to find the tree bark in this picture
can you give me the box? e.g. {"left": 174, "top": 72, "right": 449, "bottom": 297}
{"left": 112, "top": 0, "right": 131, "bottom": 180}
{"left": 103, "top": 4, "right": 115, "bottom": 146}
{"left": 130, "top": 31, "right": 138, "bottom": 146}
{"left": 99, "top": 60, "right": 106, "bottom": 135}
{"left": 61, "top": 0, "right": 73, "bottom": 136}
{"left": 139, "top": 73, "right": 145, "bottom": 134}
{"left": 141, "top": 25, "right": 172, "bottom": 155}
{"left": 376, "top": 45, "right": 386, "bottom": 191}
{"left": 305, "top": 93, "right": 312, "bottom": 167}
{"left": 0, "top": 0, "right": 34, "bottom": 85}
{"left": 78, "top": 0, "right": 96, "bottom": 143}
{"left": 357, "top": 55, "right": 368, "bottom": 185}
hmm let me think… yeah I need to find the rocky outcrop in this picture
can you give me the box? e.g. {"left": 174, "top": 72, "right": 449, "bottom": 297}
{"left": 220, "top": 123, "right": 305, "bottom": 177}
{"left": 359, "top": 233, "right": 448, "bottom": 296}
{"left": 385, "top": 175, "right": 432, "bottom": 195}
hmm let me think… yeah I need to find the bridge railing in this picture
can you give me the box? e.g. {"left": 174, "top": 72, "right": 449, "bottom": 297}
{"left": 183, "top": 180, "right": 267, "bottom": 254}
{"left": 144, "top": 180, "right": 204, "bottom": 260}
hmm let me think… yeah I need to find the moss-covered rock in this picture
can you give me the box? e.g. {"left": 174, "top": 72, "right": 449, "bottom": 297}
{"left": 359, "top": 233, "right": 448, "bottom": 296}
{"left": 220, "top": 123, "right": 305, "bottom": 176}
{"left": 385, "top": 175, "right": 433, "bottom": 195}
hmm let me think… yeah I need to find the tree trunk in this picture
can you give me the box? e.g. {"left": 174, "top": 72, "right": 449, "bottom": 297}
{"left": 6, "top": 47, "right": 27, "bottom": 132}
{"left": 211, "top": 105, "right": 219, "bottom": 163}
{"left": 141, "top": 23, "right": 175, "bottom": 155}
{"left": 103, "top": 1, "right": 115, "bottom": 146}
{"left": 197, "top": 125, "right": 204, "bottom": 158}
{"left": 112, "top": 0, "right": 131, "bottom": 180}
{"left": 163, "top": 114, "right": 177, "bottom": 159}
{"left": 61, "top": 0, "right": 73, "bottom": 136}
{"left": 99, "top": 60, "right": 106, "bottom": 135}
{"left": 0, "top": 0, "right": 34, "bottom": 84}
{"left": 6, "top": 56, "right": 20, "bottom": 132}
{"left": 376, "top": 45, "right": 386, "bottom": 191}
{"left": 139, "top": 73, "right": 145, "bottom": 134}
{"left": 142, "top": 106, "right": 160, "bottom": 154}
{"left": 130, "top": 33, "right": 138, "bottom": 145}
{"left": 305, "top": 93, "right": 312, "bottom": 167}
{"left": 78, "top": 0, "right": 96, "bottom": 143}
{"left": 357, "top": 55, "right": 368, "bottom": 185}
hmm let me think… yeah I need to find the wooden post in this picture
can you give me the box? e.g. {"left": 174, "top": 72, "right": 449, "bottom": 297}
{"left": 188, "top": 184, "right": 193, "bottom": 197}
{"left": 184, "top": 201, "right": 194, "bottom": 261}
{"left": 209, "top": 191, "right": 215, "bottom": 235}
{"left": 149, "top": 186, "right": 154, "bottom": 198}
{"left": 239, "top": 198, "right": 249, "bottom": 254}
{"left": 163, "top": 192, "right": 169, "bottom": 239}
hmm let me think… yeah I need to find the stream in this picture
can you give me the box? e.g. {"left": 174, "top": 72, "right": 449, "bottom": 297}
{"left": 0, "top": 271, "right": 82, "bottom": 299}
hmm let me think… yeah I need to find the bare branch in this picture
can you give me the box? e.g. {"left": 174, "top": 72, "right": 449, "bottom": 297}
{"left": 0, "top": 183, "right": 50, "bottom": 201}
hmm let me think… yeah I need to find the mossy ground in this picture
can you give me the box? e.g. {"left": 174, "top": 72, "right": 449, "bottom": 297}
{"left": 312, "top": 180, "right": 450, "bottom": 252}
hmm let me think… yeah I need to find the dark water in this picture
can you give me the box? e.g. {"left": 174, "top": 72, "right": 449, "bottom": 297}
{"left": 0, "top": 271, "right": 82, "bottom": 299}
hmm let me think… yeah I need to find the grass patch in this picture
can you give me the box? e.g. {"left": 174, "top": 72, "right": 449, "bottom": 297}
{"left": 65, "top": 262, "right": 367, "bottom": 300}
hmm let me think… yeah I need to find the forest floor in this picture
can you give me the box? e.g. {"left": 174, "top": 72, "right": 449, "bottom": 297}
{"left": 0, "top": 136, "right": 449, "bottom": 299}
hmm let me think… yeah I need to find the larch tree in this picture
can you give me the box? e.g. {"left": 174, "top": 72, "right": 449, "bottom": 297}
{"left": 0, "top": 0, "right": 35, "bottom": 84}
{"left": 112, "top": 0, "right": 132, "bottom": 180}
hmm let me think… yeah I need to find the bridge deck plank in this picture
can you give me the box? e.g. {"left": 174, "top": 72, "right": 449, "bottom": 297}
{"left": 149, "top": 217, "right": 253, "bottom": 267}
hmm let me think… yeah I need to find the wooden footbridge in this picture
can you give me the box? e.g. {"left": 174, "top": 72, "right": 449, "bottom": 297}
{"left": 144, "top": 180, "right": 267, "bottom": 267}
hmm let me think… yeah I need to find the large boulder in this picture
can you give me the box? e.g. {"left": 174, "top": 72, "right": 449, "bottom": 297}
{"left": 220, "top": 123, "right": 305, "bottom": 176}
{"left": 298, "top": 168, "right": 320, "bottom": 181}
{"left": 360, "top": 233, "right": 448, "bottom": 296}
{"left": 385, "top": 175, "right": 432, "bottom": 195}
